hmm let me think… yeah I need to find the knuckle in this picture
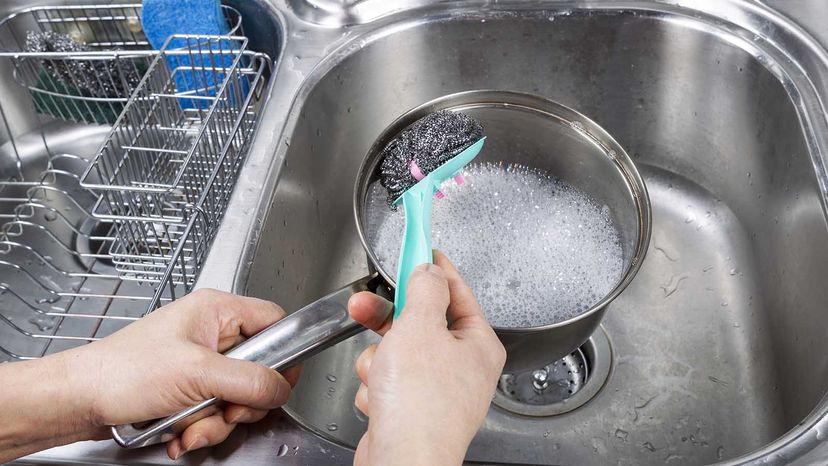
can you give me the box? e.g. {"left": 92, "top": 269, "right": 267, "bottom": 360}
{"left": 187, "top": 288, "right": 228, "bottom": 308}
{"left": 411, "top": 263, "right": 446, "bottom": 283}
{"left": 249, "top": 367, "right": 276, "bottom": 398}
{"left": 355, "top": 350, "right": 373, "bottom": 379}
{"left": 407, "top": 266, "right": 449, "bottom": 303}
{"left": 496, "top": 343, "right": 507, "bottom": 365}
{"left": 490, "top": 338, "right": 507, "bottom": 369}
{"left": 187, "top": 353, "right": 214, "bottom": 383}
{"left": 265, "top": 300, "right": 286, "bottom": 319}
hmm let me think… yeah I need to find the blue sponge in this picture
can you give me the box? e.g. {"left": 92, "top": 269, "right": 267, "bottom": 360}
{"left": 141, "top": 0, "right": 229, "bottom": 50}
{"left": 141, "top": 0, "right": 236, "bottom": 109}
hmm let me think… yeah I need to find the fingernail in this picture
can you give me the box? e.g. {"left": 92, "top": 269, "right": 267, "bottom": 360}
{"left": 169, "top": 444, "right": 183, "bottom": 460}
{"left": 184, "top": 435, "right": 208, "bottom": 452}
{"left": 227, "top": 411, "right": 244, "bottom": 424}
{"left": 274, "top": 375, "right": 292, "bottom": 405}
{"left": 380, "top": 298, "right": 394, "bottom": 317}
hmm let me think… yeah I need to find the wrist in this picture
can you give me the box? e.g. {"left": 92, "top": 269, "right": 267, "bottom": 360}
{"left": 56, "top": 347, "right": 109, "bottom": 437}
{"left": 366, "top": 421, "right": 469, "bottom": 465}
{"left": 0, "top": 352, "right": 106, "bottom": 462}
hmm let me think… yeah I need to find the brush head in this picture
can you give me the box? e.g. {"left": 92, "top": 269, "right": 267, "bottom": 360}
{"left": 379, "top": 110, "right": 483, "bottom": 207}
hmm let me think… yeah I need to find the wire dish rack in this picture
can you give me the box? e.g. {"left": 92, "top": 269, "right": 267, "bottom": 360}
{"left": 81, "top": 34, "right": 267, "bottom": 284}
{"left": 0, "top": 5, "right": 270, "bottom": 361}
{"left": 0, "top": 3, "right": 241, "bottom": 126}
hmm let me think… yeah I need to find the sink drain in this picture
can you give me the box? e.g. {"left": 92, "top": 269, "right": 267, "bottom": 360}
{"left": 74, "top": 217, "right": 116, "bottom": 274}
{"left": 493, "top": 326, "right": 612, "bottom": 416}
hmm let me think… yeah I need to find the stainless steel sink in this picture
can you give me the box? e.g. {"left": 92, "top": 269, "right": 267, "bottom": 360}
{"left": 240, "top": 2, "right": 828, "bottom": 465}
{"left": 21, "top": 0, "right": 828, "bottom": 465}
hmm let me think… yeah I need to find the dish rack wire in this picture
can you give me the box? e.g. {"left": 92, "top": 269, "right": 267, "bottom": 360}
{"left": 0, "top": 3, "right": 242, "bottom": 126}
{"left": 0, "top": 4, "right": 269, "bottom": 361}
{"left": 81, "top": 34, "right": 268, "bottom": 284}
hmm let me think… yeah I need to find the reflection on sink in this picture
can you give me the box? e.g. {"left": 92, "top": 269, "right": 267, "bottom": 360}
{"left": 245, "top": 7, "right": 828, "bottom": 465}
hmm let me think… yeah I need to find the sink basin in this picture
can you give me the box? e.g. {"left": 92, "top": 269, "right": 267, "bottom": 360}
{"left": 244, "top": 4, "right": 828, "bottom": 465}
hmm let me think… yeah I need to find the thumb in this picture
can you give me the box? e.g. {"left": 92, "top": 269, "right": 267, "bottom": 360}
{"left": 349, "top": 291, "right": 394, "bottom": 336}
{"left": 397, "top": 263, "right": 450, "bottom": 328}
{"left": 199, "top": 351, "right": 292, "bottom": 410}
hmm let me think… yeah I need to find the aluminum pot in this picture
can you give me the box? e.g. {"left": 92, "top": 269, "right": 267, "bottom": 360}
{"left": 356, "top": 90, "right": 651, "bottom": 373}
{"left": 112, "top": 90, "right": 650, "bottom": 448}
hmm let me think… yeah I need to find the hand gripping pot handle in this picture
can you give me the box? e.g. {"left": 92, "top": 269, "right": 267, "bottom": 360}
{"left": 111, "top": 274, "right": 384, "bottom": 448}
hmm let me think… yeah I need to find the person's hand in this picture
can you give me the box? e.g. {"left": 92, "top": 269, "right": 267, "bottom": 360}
{"left": 0, "top": 289, "right": 297, "bottom": 462}
{"left": 348, "top": 250, "right": 506, "bottom": 465}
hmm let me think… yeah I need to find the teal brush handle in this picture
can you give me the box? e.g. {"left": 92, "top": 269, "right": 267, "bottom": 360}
{"left": 390, "top": 137, "right": 486, "bottom": 319}
{"left": 393, "top": 178, "right": 435, "bottom": 318}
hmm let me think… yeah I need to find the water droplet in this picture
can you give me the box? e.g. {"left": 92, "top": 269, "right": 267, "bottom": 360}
{"left": 28, "top": 316, "right": 55, "bottom": 331}
{"left": 642, "top": 441, "right": 657, "bottom": 452}
{"left": 614, "top": 429, "right": 629, "bottom": 442}
{"left": 702, "top": 265, "right": 713, "bottom": 272}
{"left": 659, "top": 274, "right": 689, "bottom": 298}
{"left": 708, "top": 375, "right": 728, "bottom": 386}
{"left": 654, "top": 246, "right": 677, "bottom": 262}
{"left": 44, "top": 211, "right": 57, "bottom": 222}
{"left": 665, "top": 453, "right": 684, "bottom": 463}
{"left": 729, "top": 268, "right": 737, "bottom": 276}
{"left": 717, "top": 446, "right": 725, "bottom": 460}
{"left": 276, "top": 444, "right": 289, "bottom": 456}
{"left": 327, "top": 423, "right": 338, "bottom": 431}
{"left": 326, "top": 374, "right": 337, "bottom": 382}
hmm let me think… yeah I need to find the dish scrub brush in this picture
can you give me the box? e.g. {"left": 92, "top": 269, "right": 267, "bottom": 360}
{"left": 379, "top": 110, "right": 486, "bottom": 318}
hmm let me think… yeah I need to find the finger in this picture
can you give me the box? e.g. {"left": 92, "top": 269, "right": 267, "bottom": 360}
{"left": 282, "top": 365, "right": 302, "bottom": 387}
{"left": 432, "top": 250, "right": 488, "bottom": 330}
{"left": 355, "top": 383, "right": 369, "bottom": 417}
{"left": 217, "top": 294, "right": 286, "bottom": 337}
{"left": 167, "top": 437, "right": 183, "bottom": 460}
{"left": 354, "top": 432, "right": 370, "bottom": 466}
{"left": 200, "top": 352, "right": 291, "bottom": 410}
{"left": 217, "top": 333, "right": 246, "bottom": 353}
{"left": 348, "top": 292, "right": 394, "bottom": 336}
{"left": 223, "top": 403, "right": 269, "bottom": 424}
{"left": 397, "top": 263, "right": 450, "bottom": 327}
{"left": 185, "top": 289, "right": 286, "bottom": 346}
{"left": 355, "top": 344, "right": 377, "bottom": 384}
{"left": 176, "top": 412, "right": 236, "bottom": 456}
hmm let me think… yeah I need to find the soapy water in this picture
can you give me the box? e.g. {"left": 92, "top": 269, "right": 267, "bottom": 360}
{"left": 365, "top": 162, "right": 624, "bottom": 328}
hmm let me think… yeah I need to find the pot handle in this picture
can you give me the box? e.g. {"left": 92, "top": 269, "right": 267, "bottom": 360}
{"left": 111, "top": 273, "right": 385, "bottom": 449}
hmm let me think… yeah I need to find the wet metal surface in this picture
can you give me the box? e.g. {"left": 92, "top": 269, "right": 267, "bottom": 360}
{"left": 22, "top": 0, "right": 828, "bottom": 464}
